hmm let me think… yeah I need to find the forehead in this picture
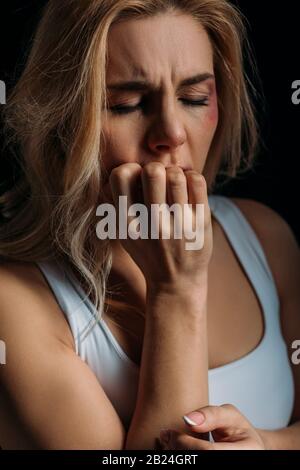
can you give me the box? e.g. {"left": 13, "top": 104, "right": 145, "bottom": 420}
{"left": 106, "top": 13, "right": 214, "bottom": 81}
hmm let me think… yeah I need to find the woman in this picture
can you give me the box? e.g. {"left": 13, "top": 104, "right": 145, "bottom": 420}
{"left": 0, "top": 0, "right": 299, "bottom": 450}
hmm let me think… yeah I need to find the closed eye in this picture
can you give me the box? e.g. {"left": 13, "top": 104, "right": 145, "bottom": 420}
{"left": 180, "top": 98, "right": 209, "bottom": 107}
{"left": 109, "top": 97, "right": 209, "bottom": 115}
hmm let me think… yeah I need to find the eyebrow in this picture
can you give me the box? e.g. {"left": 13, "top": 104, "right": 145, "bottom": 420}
{"left": 107, "top": 72, "right": 215, "bottom": 92}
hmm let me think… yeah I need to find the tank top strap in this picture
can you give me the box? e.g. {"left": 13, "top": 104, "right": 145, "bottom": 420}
{"left": 36, "top": 258, "right": 95, "bottom": 355}
{"left": 208, "top": 195, "right": 280, "bottom": 333}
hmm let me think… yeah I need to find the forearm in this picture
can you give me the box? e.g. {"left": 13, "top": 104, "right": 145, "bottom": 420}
{"left": 125, "top": 281, "right": 209, "bottom": 450}
{"left": 258, "top": 421, "right": 300, "bottom": 450}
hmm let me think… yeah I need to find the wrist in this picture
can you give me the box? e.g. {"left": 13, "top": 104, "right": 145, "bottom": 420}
{"left": 146, "top": 272, "right": 209, "bottom": 299}
{"left": 146, "top": 278, "right": 208, "bottom": 320}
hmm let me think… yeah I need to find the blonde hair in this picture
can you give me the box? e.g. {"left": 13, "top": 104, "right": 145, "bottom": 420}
{"left": 0, "top": 0, "right": 260, "bottom": 337}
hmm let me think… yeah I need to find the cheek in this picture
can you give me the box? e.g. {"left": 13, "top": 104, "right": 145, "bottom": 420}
{"left": 190, "top": 95, "right": 219, "bottom": 173}
{"left": 196, "top": 92, "right": 218, "bottom": 151}
{"left": 195, "top": 93, "right": 219, "bottom": 147}
{"left": 207, "top": 91, "right": 219, "bottom": 128}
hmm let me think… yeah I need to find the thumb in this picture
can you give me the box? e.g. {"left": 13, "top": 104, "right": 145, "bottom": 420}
{"left": 182, "top": 404, "right": 244, "bottom": 434}
{"left": 183, "top": 411, "right": 206, "bottom": 427}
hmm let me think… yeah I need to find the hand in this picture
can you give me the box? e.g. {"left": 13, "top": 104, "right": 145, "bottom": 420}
{"left": 107, "top": 162, "right": 213, "bottom": 292}
{"left": 159, "top": 404, "right": 266, "bottom": 450}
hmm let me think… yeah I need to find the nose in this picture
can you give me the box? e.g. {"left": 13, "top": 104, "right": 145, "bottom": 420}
{"left": 146, "top": 100, "right": 187, "bottom": 157}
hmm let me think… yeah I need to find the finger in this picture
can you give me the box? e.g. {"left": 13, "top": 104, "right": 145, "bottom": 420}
{"left": 109, "top": 162, "right": 142, "bottom": 206}
{"left": 185, "top": 171, "right": 205, "bottom": 207}
{"left": 183, "top": 404, "right": 249, "bottom": 435}
{"left": 160, "top": 429, "right": 259, "bottom": 451}
{"left": 210, "top": 440, "right": 264, "bottom": 450}
{"left": 160, "top": 430, "right": 214, "bottom": 451}
{"left": 109, "top": 163, "right": 142, "bottom": 235}
{"left": 166, "top": 166, "right": 188, "bottom": 206}
{"left": 141, "top": 162, "right": 166, "bottom": 207}
{"left": 185, "top": 172, "right": 210, "bottom": 228}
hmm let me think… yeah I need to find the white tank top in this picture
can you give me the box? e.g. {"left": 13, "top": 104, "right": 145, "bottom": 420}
{"left": 36, "top": 195, "right": 294, "bottom": 431}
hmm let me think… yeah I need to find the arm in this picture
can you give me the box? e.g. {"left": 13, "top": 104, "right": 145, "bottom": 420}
{"left": 107, "top": 162, "right": 212, "bottom": 450}
{"left": 125, "top": 281, "right": 209, "bottom": 450}
{"left": 158, "top": 198, "right": 300, "bottom": 451}
{"left": 0, "top": 263, "right": 126, "bottom": 449}
{"left": 258, "top": 422, "right": 300, "bottom": 450}
{"left": 231, "top": 198, "right": 300, "bottom": 450}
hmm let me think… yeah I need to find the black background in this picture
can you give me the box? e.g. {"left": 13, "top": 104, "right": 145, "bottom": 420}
{"left": 0, "top": 1, "right": 299, "bottom": 241}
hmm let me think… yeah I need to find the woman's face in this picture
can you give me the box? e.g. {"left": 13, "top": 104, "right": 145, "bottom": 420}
{"left": 102, "top": 12, "right": 218, "bottom": 188}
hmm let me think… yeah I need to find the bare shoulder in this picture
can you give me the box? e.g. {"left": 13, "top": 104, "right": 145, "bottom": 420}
{"left": 229, "top": 197, "right": 300, "bottom": 302}
{"left": 0, "top": 260, "right": 75, "bottom": 351}
{"left": 0, "top": 260, "right": 126, "bottom": 449}
{"left": 229, "top": 196, "right": 297, "bottom": 248}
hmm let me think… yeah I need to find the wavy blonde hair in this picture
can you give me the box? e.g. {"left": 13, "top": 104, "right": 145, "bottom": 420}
{"left": 0, "top": 0, "right": 260, "bottom": 339}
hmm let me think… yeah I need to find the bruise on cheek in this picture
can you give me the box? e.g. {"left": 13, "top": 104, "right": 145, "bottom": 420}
{"left": 207, "top": 87, "right": 219, "bottom": 125}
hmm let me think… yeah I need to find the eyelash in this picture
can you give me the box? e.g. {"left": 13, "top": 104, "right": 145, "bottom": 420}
{"left": 109, "top": 98, "right": 209, "bottom": 115}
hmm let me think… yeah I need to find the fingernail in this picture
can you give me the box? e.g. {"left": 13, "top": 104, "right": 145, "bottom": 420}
{"left": 160, "top": 429, "right": 171, "bottom": 444}
{"left": 183, "top": 411, "right": 205, "bottom": 426}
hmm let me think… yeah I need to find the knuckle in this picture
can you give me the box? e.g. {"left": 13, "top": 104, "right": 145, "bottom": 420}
{"left": 167, "top": 168, "right": 185, "bottom": 187}
{"left": 206, "top": 405, "right": 221, "bottom": 421}
{"left": 143, "top": 162, "right": 165, "bottom": 180}
{"left": 109, "top": 164, "right": 131, "bottom": 182}
{"left": 185, "top": 171, "right": 204, "bottom": 183}
{"left": 208, "top": 405, "right": 221, "bottom": 419}
{"left": 109, "top": 167, "right": 119, "bottom": 183}
{"left": 221, "top": 403, "right": 236, "bottom": 413}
